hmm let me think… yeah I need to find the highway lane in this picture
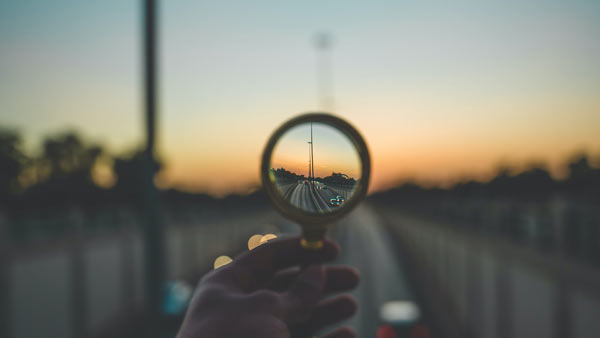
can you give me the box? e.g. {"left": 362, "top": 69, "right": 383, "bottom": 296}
{"left": 276, "top": 181, "right": 354, "bottom": 214}
{"left": 289, "top": 183, "right": 314, "bottom": 211}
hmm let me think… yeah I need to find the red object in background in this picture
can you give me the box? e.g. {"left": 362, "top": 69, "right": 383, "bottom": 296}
{"left": 411, "top": 323, "right": 431, "bottom": 338}
{"left": 376, "top": 325, "right": 397, "bottom": 338}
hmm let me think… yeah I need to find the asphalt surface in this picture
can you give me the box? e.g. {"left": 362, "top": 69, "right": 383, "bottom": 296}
{"left": 276, "top": 182, "right": 354, "bottom": 213}
{"left": 276, "top": 204, "right": 418, "bottom": 337}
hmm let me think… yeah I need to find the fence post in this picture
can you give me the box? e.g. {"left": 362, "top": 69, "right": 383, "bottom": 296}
{"left": 467, "top": 248, "right": 481, "bottom": 338}
{"left": 0, "top": 212, "right": 10, "bottom": 338}
{"left": 69, "top": 208, "right": 86, "bottom": 338}
{"left": 496, "top": 262, "right": 513, "bottom": 338}
{"left": 555, "top": 278, "right": 571, "bottom": 338}
{"left": 120, "top": 222, "right": 135, "bottom": 312}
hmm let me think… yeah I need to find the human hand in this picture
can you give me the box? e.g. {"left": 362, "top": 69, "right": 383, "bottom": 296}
{"left": 176, "top": 236, "right": 359, "bottom": 338}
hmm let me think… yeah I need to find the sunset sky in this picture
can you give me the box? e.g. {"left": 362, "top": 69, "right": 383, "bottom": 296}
{"left": 271, "top": 122, "right": 361, "bottom": 179}
{"left": 1, "top": 0, "right": 599, "bottom": 195}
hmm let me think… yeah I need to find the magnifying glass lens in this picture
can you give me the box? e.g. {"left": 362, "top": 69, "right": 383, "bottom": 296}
{"left": 261, "top": 113, "right": 370, "bottom": 248}
{"left": 269, "top": 122, "right": 361, "bottom": 214}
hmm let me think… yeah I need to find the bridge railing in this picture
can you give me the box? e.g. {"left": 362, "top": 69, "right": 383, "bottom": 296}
{"left": 381, "top": 208, "right": 600, "bottom": 338}
{"left": 0, "top": 207, "right": 279, "bottom": 338}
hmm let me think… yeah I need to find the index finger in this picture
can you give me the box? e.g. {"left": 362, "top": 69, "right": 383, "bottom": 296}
{"left": 225, "top": 236, "right": 339, "bottom": 291}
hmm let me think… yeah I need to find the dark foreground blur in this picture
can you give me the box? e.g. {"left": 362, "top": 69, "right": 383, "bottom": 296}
{"left": 2, "top": 128, "right": 600, "bottom": 338}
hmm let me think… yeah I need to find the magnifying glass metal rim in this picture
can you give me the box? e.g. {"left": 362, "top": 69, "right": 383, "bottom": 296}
{"left": 261, "top": 112, "right": 371, "bottom": 227}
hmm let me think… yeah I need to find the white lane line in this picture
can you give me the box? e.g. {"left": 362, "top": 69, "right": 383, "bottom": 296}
{"left": 289, "top": 183, "right": 302, "bottom": 208}
{"left": 302, "top": 184, "right": 313, "bottom": 212}
{"left": 308, "top": 185, "right": 325, "bottom": 213}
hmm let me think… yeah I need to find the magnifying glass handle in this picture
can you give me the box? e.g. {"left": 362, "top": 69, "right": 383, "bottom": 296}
{"left": 301, "top": 238, "right": 324, "bottom": 249}
{"left": 300, "top": 225, "right": 326, "bottom": 250}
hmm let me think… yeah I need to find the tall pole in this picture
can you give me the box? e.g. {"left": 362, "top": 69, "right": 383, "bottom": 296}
{"left": 142, "top": 0, "right": 165, "bottom": 332}
{"left": 315, "top": 33, "right": 334, "bottom": 112}
{"left": 310, "top": 122, "right": 315, "bottom": 180}
{"left": 308, "top": 142, "right": 312, "bottom": 180}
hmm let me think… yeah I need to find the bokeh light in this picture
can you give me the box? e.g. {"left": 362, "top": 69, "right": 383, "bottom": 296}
{"left": 162, "top": 280, "right": 193, "bottom": 315}
{"left": 213, "top": 255, "right": 232, "bottom": 269}
{"left": 247, "top": 234, "right": 264, "bottom": 250}
{"left": 380, "top": 300, "right": 420, "bottom": 324}
{"left": 260, "top": 234, "right": 278, "bottom": 243}
{"left": 376, "top": 325, "right": 397, "bottom": 338}
{"left": 410, "top": 324, "right": 431, "bottom": 338}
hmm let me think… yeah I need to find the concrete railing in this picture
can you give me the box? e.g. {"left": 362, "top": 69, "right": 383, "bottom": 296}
{"left": 0, "top": 208, "right": 279, "bottom": 338}
{"left": 381, "top": 208, "right": 600, "bottom": 338}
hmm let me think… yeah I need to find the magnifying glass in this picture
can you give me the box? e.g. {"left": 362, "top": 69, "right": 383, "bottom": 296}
{"left": 261, "top": 113, "right": 371, "bottom": 249}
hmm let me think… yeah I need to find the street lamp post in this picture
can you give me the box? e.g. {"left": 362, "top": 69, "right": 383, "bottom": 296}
{"left": 308, "top": 141, "right": 312, "bottom": 180}
{"left": 310, "top": 122, "right": 315, "bottom": 181}
{"left": 142, "top": 1, "right": 165, "bottom": 335}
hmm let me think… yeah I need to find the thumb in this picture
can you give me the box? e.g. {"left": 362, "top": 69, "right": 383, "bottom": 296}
{"left": 281, "top": 265, "right": 326, "bottom": 323}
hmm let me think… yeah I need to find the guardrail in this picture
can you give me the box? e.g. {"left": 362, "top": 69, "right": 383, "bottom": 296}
{"left": 380, "top": 208, "right": 600, "bottom": 338}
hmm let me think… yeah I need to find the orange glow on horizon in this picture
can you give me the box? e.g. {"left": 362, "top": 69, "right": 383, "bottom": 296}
{"left": 3, "top": 0, "right": 600, "bottom": 198}
{"left": 159, "top": 119, "right": 600, "bottom": 197}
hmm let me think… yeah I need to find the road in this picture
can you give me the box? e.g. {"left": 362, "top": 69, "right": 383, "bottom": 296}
{"left": 276, "top": 181, "right": 354, "bottom": 213}
{"left": 276, "top": 204, "right": 419, "bottom": 337}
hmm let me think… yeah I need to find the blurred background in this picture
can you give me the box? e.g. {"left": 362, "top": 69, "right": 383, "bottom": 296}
{"left": 1, "top": 1, "right": 599, "bottom": 338}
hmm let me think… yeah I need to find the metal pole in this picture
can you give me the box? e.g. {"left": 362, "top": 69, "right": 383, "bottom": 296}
{"left": 0, "top": 214, "right": 9, "bottom": 338}
{"left": 142, "top": 0, "right": 165, "bottom": 332}
{"left": 310, "top": 122, "right": 315, "bottom": 180}
{"left": 308, "top": 142, "right": 312, "bottom": 179}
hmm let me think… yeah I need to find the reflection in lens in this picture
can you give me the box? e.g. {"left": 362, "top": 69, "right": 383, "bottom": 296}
{"left": 269, "top": 122, "right": 360, "bottom": 214}
{"left": 376, "top": 325, "right": 397, "bottom": 338}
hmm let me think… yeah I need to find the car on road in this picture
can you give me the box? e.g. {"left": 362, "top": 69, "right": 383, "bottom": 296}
{"left": 329, "top": 198, "right": 341, "bottom": 207}
{"left": 336, "top": 195, "right": 345, "bottom": 203}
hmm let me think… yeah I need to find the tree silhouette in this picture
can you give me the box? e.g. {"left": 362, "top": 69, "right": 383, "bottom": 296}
{"left": 566, "top": 153, "right": 600, "bottom": 199}
{"left": 113, "top": 149, "right": 162, "bottom": 206}
{"left": 0, "top": 128, "right": 25, "bottom": 202}
{"left": 322, "top": 172, "right": 356, "bottom": 187}
{"left": 25, "top": 131, "right": 105, "bottom": 207}
{"left": 42, "top": 132, "right": 101, "bottom": 180}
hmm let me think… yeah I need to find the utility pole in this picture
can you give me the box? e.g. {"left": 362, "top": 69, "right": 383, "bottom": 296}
{"left": 142, "top": 0, "right": 165, "bottom": 335}
{"left": 308, "top": 141, "right": 312, "bottom": 180}
{"left": 310, "top": 122, "right": 315, "bottom": 181}
{"left": 315, "top": 33, "right": 334, "bottom": 112}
